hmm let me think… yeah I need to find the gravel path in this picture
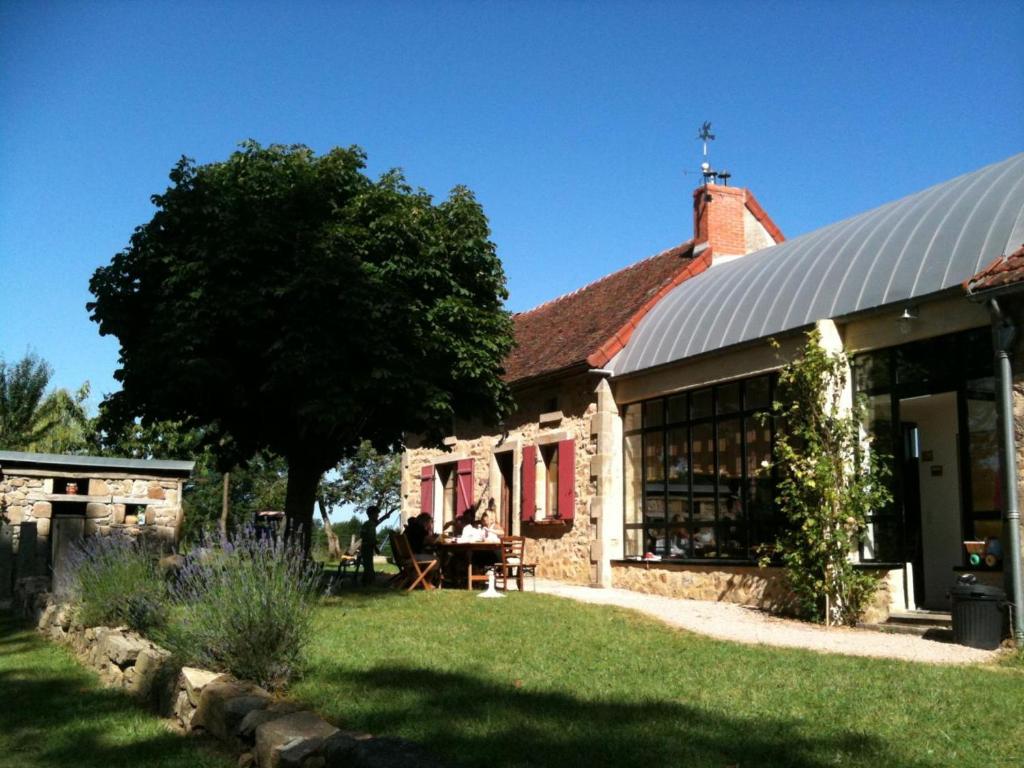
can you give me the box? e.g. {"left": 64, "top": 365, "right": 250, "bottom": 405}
{"left": 533, "top": 580, "right": 997, "bottom": 665}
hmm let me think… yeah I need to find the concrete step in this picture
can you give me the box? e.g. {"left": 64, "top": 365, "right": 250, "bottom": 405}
{"left": 860, "top": 609, "right": 954, "bottom": 641}
{"left": 860, "top": 621, "right": 955, "bottom": 642}
{"left": 887, "top": 609, "right": 952, "bottom": 628}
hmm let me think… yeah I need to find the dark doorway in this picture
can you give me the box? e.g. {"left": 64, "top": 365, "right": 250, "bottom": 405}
{"left": 898, "top": 391, "right": 962, "bottom": 610}
{"left": 496, "top": 452, "right": 514, "bottom": 533}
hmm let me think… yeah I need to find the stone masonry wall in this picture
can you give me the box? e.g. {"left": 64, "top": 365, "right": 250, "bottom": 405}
{"left": 1, "top": 473, "right": 184, "bottom": 549}
{"left": 1003, "top": 301, "right": 1024, "bottom": 601}
{"left": 403, "top": 372, "right": 602, "bottom": 585}
{"left": 22, "top": 583, "right": 445, "bottom": 768}
{"left": 611, "top": 562, "right": 897, "bottom": 623}
{"left": 612, "top": 562, "right": 793, "bottom": 612}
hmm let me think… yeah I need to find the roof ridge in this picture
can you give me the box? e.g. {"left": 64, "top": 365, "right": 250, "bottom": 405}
{"left": 514, "top": 239, "right": 695, "bottom": 317}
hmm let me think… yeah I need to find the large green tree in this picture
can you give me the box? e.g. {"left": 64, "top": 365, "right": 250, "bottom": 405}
{"left": 88, "top": 142, "right": 514, "bottom": 550}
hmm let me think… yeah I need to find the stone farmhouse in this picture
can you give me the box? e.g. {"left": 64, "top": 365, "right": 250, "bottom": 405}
{"left": 401, "top": 152, "right": 1024, "bottom": 626}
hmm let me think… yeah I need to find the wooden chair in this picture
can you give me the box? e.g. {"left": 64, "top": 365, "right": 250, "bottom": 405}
{"left": 391, "top": 531, "right": 440, "bottom": 591}
{"left": 466, "top": 549, "right": 494, "bottom": 590}
{"left": 494, "top": 536, "right": 536, "bottom": 591}
{"left": 337, "top": 535, "right": 361, "bottom": 580}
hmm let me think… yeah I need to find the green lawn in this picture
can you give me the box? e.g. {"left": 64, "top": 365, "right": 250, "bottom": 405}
{"left": 293, "top": 590, "right": 1024, "bottom": 768}
{"left": 0, "top": 613, "right": 232, "bottom": 768}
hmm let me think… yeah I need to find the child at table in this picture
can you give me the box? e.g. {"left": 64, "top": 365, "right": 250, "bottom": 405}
{"left": 478, "top": 511, "right": 503, "bottom": 543}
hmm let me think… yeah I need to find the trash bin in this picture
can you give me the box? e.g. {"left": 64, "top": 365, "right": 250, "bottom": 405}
{"left": 950, "top": 575, "right": 1006, "bottom": 650}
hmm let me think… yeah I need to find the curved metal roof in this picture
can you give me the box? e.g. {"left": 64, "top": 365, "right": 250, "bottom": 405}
{"left": 612, "top": 153, "right": 1024, "bottom": 375}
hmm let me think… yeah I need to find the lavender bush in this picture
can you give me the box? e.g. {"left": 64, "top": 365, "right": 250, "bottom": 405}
{"left": 67, "top": 535, "right": 169, "bottom": 632}
{"left": 160, "top": 526, "right": 320, "bottom": 689}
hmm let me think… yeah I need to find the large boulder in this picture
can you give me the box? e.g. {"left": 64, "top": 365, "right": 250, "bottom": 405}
{"left": 255, "top": 711, "right": 338, "bottom": 768}
{"left": 237, "top": 701, "right": 306, "bottom": 743}
{"left": 324, "top": 733, "right": 446, "bottom": 768}
{"left": 100, "top": 632, "right": 149, "bottom": 667}
{"left": 129, "top": 645, "right": 174, "bottom": 699}
{"left": 192, "top": 680, "right": 272, "bottom": 742}
{"left": 180, "top": 666, "right": 227, "bottom": 706}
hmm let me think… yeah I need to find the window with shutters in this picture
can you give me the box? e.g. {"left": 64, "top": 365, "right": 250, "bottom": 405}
{"left": 419, "top": 459, "right": 474, "bottom": 533}
{"left": 521, "top": 439, "right": 575, "bottom": 524}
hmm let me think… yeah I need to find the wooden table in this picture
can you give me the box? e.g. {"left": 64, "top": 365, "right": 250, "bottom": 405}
{"left": 435, "top": 540, "right": 502, "bottom": 589}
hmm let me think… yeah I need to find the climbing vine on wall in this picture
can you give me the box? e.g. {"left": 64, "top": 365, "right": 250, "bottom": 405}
{"left": 763, "top": 329, "right": 892, "bottom": 626}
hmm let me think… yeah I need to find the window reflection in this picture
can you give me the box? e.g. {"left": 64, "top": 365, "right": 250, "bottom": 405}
{"left": 623, "top": 375, "right": 778, "bottom": 561}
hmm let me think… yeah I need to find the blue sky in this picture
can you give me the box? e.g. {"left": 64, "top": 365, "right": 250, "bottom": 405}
{"left": 1, "top": 0, "right": 1022, "bottom": 409}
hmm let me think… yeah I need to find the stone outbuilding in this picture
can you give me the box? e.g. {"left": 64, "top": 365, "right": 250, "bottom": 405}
{"left": 0, "top": 450, "right": 194, "bottom": 597}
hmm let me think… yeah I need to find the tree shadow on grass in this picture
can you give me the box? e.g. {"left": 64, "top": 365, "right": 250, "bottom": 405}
{"left": 0, "top": 615, "right": 230, "bottom": 768}
{"left": 311, "top": 664, "right": 941, "bottom": 768}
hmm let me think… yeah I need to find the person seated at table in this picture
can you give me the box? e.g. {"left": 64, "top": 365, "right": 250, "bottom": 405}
{"left": 406, "top": 513, "right": 437, "bottom": 554}
{"left": 457, "top": 515, "right": 487, "bottom": 543}
{"left": 478, "top": 512, "right": 503, "bottom": 542}
{"left": 444, "top": 508, "right": 476, "bottom": 539}
{"left": 462, "top": 512, "right": 500, "bottom": 569}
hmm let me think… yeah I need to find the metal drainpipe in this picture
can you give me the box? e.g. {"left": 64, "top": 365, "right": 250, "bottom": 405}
{"left": 989, "top": 298, "right": 1024, "bottom": 642}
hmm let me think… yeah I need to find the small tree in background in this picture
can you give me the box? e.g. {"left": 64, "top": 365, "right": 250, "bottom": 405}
{"left": 764, "top": 330, "right": 892, "bottom": 626}
{"left": 0, "top": 353, "right": 91, "bottom": 453}
{"left": 318, "top": 440, "right": 400, "bottom": 579}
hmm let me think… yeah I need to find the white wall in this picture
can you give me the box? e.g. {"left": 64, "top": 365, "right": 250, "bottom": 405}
{"left": 900, "top": 391, "right": 962, "bottom": 610}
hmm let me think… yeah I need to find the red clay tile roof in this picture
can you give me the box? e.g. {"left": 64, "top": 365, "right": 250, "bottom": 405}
{"left": 965, "top": 243, "right": 1024, "bottom": 293}
{"left": 504, "top": 241, "right": 712, "bottom": 384}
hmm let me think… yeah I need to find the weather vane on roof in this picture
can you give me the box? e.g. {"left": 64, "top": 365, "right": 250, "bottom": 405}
{"left": 697, "top": 121, "right": 715, "bottom": 159}
{"left": 696, "top": 122, "right": 729, "bottom": 186}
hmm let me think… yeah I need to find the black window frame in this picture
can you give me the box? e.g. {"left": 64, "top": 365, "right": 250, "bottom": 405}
{"left": 851, "top": 326, "right": 996, "bottom": 566}
{"left": 622, "top": 373, "right": 779, "bottom": 563}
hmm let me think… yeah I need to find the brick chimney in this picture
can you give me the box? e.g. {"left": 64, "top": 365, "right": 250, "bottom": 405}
{"left": 693, "top": 184, "right": 784, "bottom": 265}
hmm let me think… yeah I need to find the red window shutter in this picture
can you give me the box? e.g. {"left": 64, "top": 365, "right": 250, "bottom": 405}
{"left": 456, "top": 459, "right": 474, "bottom": 517}
{"left": 557, "top": 439, "right": 575, "bottom": 521}
{"left": 521, "top": 445, "right": 537, "bottom": 523}
{"left": 420, "top": 466, "right": 434, "bottom": 515}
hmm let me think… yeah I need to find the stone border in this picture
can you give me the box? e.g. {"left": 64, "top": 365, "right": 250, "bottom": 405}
{"left": 19, "top": 580, "right": 445, "bottom": 768}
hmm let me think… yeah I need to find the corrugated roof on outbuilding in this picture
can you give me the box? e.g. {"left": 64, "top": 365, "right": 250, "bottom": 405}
{"left": 612, "top": 153, "right": 1024, "bottom": 375}
{"left": 0, "top": 450, "right": 194, "bottom": 477}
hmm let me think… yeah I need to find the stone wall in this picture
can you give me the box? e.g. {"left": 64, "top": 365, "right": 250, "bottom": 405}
{"left": 402, "top": 372, "right": 605, "bottom": 585}
{"left": 1, "top": 474, "right": 183, "bottom": 544}
{"left": 1002, "top": 300, "right": 1024, "bottom": 604}
{"left": 23, "top": 585, "right": 444, "bottom": 768}
{"left": 610, "top": 562, "right": 898, "bottom": 622}
{"left": 611, "top": 562, "right": 793, "bottom": 612}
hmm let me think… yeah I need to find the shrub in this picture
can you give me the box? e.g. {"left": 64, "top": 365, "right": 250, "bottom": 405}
{"left": 161, "top": 527, "right": 320, "bottom": 689}
{"left": 762, "top": 329, "right": 892, "bottom": 626}
{"left": 67, "top": 535, "right": 169, "bottom": 633}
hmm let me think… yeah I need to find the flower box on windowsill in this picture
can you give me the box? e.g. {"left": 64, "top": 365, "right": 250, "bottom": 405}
{"left": 524, "top": 518, "right": 569, "bottom": 527}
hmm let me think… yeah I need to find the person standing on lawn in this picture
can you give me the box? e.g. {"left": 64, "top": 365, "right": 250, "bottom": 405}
{"left": 360, "top": 505, "right": 380, "bottom": 585}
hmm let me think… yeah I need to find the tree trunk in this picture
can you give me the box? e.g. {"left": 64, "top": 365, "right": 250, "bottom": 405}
{"left": 219, "top": 472, "right": 230, "bottom": 540}
{"left": 284, "top": 458, "right": 321, "bottom": 555}
{"left": 318, "top": 496, "right": 342, "bottom": 560}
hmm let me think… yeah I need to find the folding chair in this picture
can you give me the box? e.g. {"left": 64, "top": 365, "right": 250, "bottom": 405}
{"left": 392, "top": 531, "right": 440, "bottom": 591}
